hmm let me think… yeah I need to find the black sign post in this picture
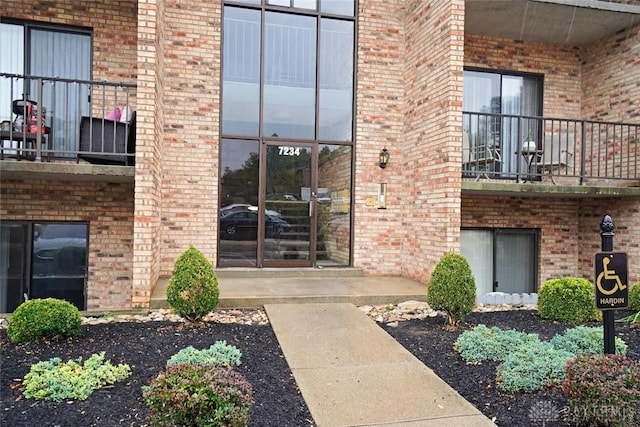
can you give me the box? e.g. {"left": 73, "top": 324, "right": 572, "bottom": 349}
{"left": 597, "top": 215, "right": 629, "bottom": 354}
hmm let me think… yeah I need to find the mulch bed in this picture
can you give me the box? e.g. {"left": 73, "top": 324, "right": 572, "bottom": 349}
{"left": 0, "top": 321, "right": 314, "bottom": 427}
{"left": 381, "top": 309, "right": 640, "bottom": 426}
{"left": 1, "top": 309, "right": 638, "bottom": 426}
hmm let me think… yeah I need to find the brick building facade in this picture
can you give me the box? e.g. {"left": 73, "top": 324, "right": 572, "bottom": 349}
{"left": 1, "top": 0, "right": 639, "bottom": 312}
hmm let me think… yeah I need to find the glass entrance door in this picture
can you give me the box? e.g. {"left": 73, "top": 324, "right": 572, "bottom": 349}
{"left": 263, "top": 143, "right": 314, "bottom": 266}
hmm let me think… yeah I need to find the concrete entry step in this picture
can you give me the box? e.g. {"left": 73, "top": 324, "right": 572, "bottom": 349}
{"left": 150, "top": 269, "right": 427, "bottom": 309}
{"left": 216, "top": 267, "right": 364, "bottom": 279}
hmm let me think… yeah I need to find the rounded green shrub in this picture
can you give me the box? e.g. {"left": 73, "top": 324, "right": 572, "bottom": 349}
{"left": 426, "top": 252, "right": 476, "bottom": 327}
{"left": 629, "top": 281, "right": 640, "bottom": 312}
{"left": 7, "top": 298, "right": 82, "bottom": 344}
{"left": 538, "top": 278, "right": 600, "bottom": 324}
{"left": 167, "top": 245, "right": 219, "bottom": 322}
{"left": 143, "top": 364, "right": 253, "bottom": 427}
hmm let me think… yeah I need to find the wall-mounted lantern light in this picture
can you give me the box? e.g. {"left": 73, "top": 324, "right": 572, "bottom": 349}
{"left": 379, "top": 148, "right": 389, "bottom": 169}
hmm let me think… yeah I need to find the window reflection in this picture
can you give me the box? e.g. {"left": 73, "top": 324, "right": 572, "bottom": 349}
{"left": 319, "top": 19, "right": 354, "bottom": 141}
{"left": 31, "top": 223, "right": 87, "bottom": 310}
{"left": 263, "top": 12, "right": 316, "bottom": 139}
{"left": 219, "top": 139, "right": 260, "bottom": 266}
{"left": 222, "top": 7, "right": 261, "bottom": 136}
{"left": 321, "top": 0, "right": 355, "bottom": 16}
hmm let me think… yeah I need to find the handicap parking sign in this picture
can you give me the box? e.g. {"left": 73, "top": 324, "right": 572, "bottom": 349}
{"left": 594, "top": 252, "right": 629, "bottom": 310}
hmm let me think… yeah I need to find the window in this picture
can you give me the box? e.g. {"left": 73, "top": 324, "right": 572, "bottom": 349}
{"left": 0, "top": 222, "right": 88, "bottom": 312}
{"left": 461, "top": 228, "right": 538, "bottom": 298}
{"left": 463, "top": 70, "right": 543, "bottom": 175}
{"left": 0, "top": 22, "right": 91, "bottom": 154}
{"left": 222, "top": 3, "right": 355, "bottom": 140}
{"left": 220, "top": 2, "right": 355, "bottom": 268}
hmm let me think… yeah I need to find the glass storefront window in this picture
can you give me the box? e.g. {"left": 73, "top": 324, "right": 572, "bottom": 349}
{"left": 220, "top": 2, "right": 355, "bottom": 267}
{"left": 319, "top": 18, "right": 354, "bottom": 141}
{"left": 222, "top": 7, "right": 261, "bottom": 136}
{"left": 263, "top": 12, "right": 316, "bottom": 139}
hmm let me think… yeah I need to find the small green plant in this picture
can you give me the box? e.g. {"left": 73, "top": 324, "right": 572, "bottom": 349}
{"left": 454, "top": 325, "right": 540, "bottom": 363}
{"left": 143, "top": 364, "right": 253, "bottom": 427}
{"left": 23, "top": 352, "right": 131, "bottom": 401}
{"left": 454, "top": 324, "right": 629, "bottom": 393}
{"left": 426, "top": 252, "right": 476, "bottom": 327}
{"left": 617, "top": 282, "right": 640, "bottom": 324}
{"left": 166, "top": 245, "right": 219, "bottom": 322}
{"left": 550, "top": 325, "right": 627, "bottom": 355}
{"left": 167, "top": 341, "right": 242, "bottom": 367}
{"left": 538, "top": 278, "right": 600, "bottom": 324}
{"left": 7, "top": 298, "right": 83, "bottom": 344}
{"left": 617, "top": 311, "right": 640, "bottom": 324}
{"left": 497, "top": 341, "right": 573, "bottom": 392}
{"left": 563, "top": 354, "right": 640, "bottom": 427}
{"left": 628, "top": 281, "right": 640, "bottom": 311}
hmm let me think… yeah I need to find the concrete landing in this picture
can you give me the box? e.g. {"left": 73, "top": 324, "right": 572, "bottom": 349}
{"left": 150, "top": 270, "right": 427, "bottom": 309}
{"left": 265, "top": 303, "right": 496, "bottom": 427}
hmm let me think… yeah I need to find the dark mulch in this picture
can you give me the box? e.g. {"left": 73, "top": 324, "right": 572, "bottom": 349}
{"left": 0, "top": 321, "right": 314, "bottom": 427}
{"left": 381, "top": 310, "right": 640, "bottom": 427}
{"left": 1, "top": 309, "right": 638, "bottom": 427}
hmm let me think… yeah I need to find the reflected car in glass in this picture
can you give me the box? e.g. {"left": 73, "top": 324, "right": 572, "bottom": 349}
{"left": 220, "top": 210, "right": 290, "bottom": 240}
{"left": 32, "top": 224, "right": 87, "bottom": 276}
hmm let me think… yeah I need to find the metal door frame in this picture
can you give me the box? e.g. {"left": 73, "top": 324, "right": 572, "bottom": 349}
{"left": 259, "top": 140, "right": 317, "bottom": 267}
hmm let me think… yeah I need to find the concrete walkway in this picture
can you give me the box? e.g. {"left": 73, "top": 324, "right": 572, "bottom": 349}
{"left": 265, "top": 303, "right": 496, "bottom": 427}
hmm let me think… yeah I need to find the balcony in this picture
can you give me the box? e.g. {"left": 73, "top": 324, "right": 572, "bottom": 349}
{"left": 0, "top": 73, "right": 136, "bottom": 183}
{"left": 462, "top": 112, "right": 640, "bottom": 196}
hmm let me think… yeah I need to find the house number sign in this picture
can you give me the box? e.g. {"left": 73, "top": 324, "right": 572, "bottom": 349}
{"left": 278, "top": 146, "right": 301, "bottom": 156}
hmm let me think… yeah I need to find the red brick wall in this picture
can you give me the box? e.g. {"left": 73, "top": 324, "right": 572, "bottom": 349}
{"left": 133, "top": 0, "right": 165, "bottom": 308}
{"left": 400, "top": 0, "right": 465, "bottom": 282}
{"left": 353, "top": 0, "right": 465, "bottom": 282}
{"left": 353, "top": 0, "right": 407, "bottom": 275}
{"left": 578, "top": 22, "right": 640, "bottom": 284}
{"left": 157, "top": 0, "right": 221, "bottom": 276}
{"left": 0, "top": 180, "right": 134, "bottom": 310}
{"left": 578, "top": 200, "right": 640, "bottom": 284}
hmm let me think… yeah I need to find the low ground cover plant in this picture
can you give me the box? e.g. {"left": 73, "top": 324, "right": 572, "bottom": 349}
{"left": 167, "top": 340, "right": 242, "bottom": 367}
{"left": 22, "top": 352, "right": 131, "bottom": 402}
{"left": 167, "top": 245, "right": 220, "bottom": 322}
{"left": 563, "top": 354, "right": 640, "bottom": 426}
{"left": 537, "top": 278, "right": 600, "bottom": 324}
{"left": 7, "top": 298, "right": 82, "bottom": 344}
{"left": 454, "top": 324, "right": 627, "bottom": 392}
{"left": 426, "top": 252, "right": 476, "bottom": 327}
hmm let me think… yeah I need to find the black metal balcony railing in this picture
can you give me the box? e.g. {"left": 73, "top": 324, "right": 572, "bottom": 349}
{"left": 0, "top": 73, "right": 136, "bottom": 165}
{"left": 463, "top": 111, "right": 640, "bottom": 184}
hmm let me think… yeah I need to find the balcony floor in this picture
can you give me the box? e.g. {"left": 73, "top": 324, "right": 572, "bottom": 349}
{"left": 462, "top": 180, "right": 640, "bottom": 198}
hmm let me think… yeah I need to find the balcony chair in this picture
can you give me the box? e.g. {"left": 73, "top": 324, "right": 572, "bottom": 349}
{"left": 78, "top": 112, "right": 136, "bottom": 166}
{"left": 462, "top": 131, "right": 502, "bottom": 181}
{"left": 537, "top": 133, "right": 574, "bottom": 184}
